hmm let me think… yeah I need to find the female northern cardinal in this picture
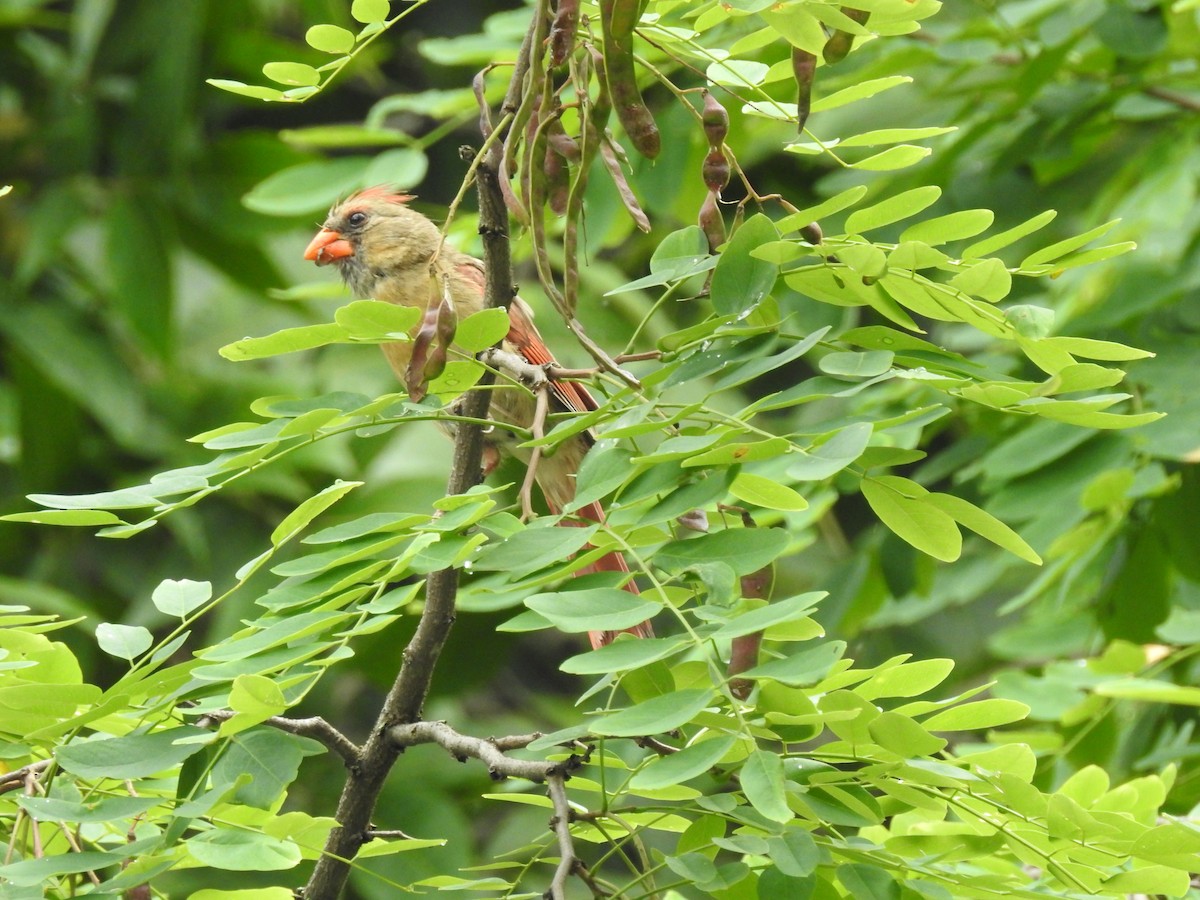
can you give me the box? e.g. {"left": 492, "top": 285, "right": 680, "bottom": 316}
{"left": 304, "top": 186, "right": 653, "bottom": 648}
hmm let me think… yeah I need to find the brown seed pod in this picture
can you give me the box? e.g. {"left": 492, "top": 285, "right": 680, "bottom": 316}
{"left": 544, "top": 141, "right": 570, "bottom": 216}
{"left": 823, "top": 7, "right": 870, "bottom": 65}
{"left": 549, "top": 0, "right": 581, "bottom": 69}
{"left": 698, "top": 189, "right": 726, "bottom": 253}
{"left": 600, "top": 0, "right": 661, "bottom": 159}
{"left": 791, "top": 47, "right": 816, "bottom": 132}
{"left": 701, "top": 89, "right": 728, "bottom": 148}
{"left": 407, "top": 299, "right": 441, "bottom": 401}
{"left": 702, "top": 147, "right": 730, "bottom": 193}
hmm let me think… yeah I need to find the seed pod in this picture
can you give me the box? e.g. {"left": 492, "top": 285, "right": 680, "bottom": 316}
{"left": 435, "top": 292, "right": 457, "bottom": 348}
{"left": 544, "top": 141, "right": 570, "bottom": 216}
{"left": 549, "top": 0, "right": 581, "bottom": 69}
{"left": 801, "top": 221, "right": 823, "bottom": 245}
{"left": 600, "top": 0, "right": 661, "bottom": 159}
{"left": 823, "top": 7, "right": 870, "bottom": 65}
{"left": 545, "top": 119, "right": 581, "bottom": 163}
{"left": 701, "top": 89, "right": 728, "bottom": 148}
{"left": 698, "top": 189, "right": 725, "bottom": 253}
{"left": 702, "top": 147, "right": 730, "bottom": 193}
{"left": 791, "top": 47, "right": 816, "bottom": 132}
{"left": 407, "top": 298, "right": 441, "bottom": 401}
{"left": 600, "top": 134, "right": 651, "bottom": 232}
{"left": 677, "top": 508, "right": 709, "bottom": 533}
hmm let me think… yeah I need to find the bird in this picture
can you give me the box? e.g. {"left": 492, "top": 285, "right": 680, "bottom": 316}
{"left": 304, "top": 186, "right": 653, "bottom": 648}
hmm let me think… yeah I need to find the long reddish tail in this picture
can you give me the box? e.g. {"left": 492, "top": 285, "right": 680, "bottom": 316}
{"left": 569, "top": 500, "right": 655, "bottom": 649}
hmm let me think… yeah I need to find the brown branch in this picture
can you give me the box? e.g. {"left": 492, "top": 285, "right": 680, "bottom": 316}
{"left": 0, "top": 759, "right": 51, "bottom": 796}
{"left": 389, "top": 722, "right": 569, "bottom": 782}
{"left": 546, "top": 773, "right": 579, "bottom": 900}
{"left": 301, "top": 22, "right": 536, "bottom": 900}
{"left": 200, "top": 712, "right": 361, "bottom": 766}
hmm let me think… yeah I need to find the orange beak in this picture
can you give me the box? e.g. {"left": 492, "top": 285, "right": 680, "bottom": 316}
{"left": 304, "top": 228, "right": 355, "bottom": 266}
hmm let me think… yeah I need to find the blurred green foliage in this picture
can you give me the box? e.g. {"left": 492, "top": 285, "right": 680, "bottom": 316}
{"left": 2, "top": 0, "right": 1200, "bottom": 897}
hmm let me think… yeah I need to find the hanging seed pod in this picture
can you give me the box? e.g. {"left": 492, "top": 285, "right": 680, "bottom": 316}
{"left": 544, "top": 141, "right": 570, "bottom": 216}
{"left": 702, "top": 147, "right": 731, "bottom": 193}
{"left": 701, "top": 89, "right": 728, "bottom": 148}
{"left": 435, "top": 291, "right": 457, "bottom": 349}
{"left": 407, "top": 297, "right": 441, "bottom": 401}
{"left": 698, "top": 188, "right": 725, "bottom": 253}
{"left": 823, "top": 7, "right": 870, "bottom": 65}
{"left": 600, "top": 0, "right": 661, "bottom": 159}
{"left": 792, "top": 47, "right": 817, "bottom": 132}
{"left": 549, "top": 0, "right": 581, "bottom": 69}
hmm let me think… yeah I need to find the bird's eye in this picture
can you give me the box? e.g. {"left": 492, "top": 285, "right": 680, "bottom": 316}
{"left": 347, "top": 211, "right": 368, "bottom": 228}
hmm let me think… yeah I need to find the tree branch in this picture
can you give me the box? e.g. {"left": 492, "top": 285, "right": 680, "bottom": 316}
{"left": 200, "top": 712, "right": 361, "bottom": 766}
{"left": 302, "top": 23, "right": 536, "bottom": 900}
{"left": 0, "top": 759, "right": 50, "bottom": 796}
{"left": 388, "top": 722, "right": 570, "bottom": 781}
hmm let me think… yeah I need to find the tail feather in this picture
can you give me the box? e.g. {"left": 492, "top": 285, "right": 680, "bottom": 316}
{"left": 572, "top": 499, "right": 654, "bottom": 649}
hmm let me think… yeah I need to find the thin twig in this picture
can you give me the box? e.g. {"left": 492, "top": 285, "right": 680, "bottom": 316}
{"left": 201, "top": 711, "right": 361, "bottom": 766}
{"left": 389, "top": 721, "right": 574, "bottom": 782}
{"left": 546, "top": 773, "right": 578, "bottom": 900}
{"left": 0, "top": 759, "right": 51, "bottom": 795}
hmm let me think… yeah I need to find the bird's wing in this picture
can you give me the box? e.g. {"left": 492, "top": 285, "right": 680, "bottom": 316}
{"left": 454, "top": 261, "right": 598, "bottom": 417}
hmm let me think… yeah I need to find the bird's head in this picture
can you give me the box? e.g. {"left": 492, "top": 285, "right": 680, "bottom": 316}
{"left": 304, "top": 186, "right": 437, "bottom": 297}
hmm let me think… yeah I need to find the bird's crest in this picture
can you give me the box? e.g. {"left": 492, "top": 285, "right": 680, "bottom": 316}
{"left": 347, "top": 185, "right": 415, "bottom": 206}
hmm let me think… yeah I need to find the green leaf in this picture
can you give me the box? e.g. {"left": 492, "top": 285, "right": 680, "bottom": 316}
{"left": 1130, "top": 823, "right": 1200, "bottom": 869}
{"left": 850, "top": 145, "right": 931, "bottom": 171}
{"left": 206, "top": 79, "right": 285, "bottom": 102}
{"left": 592, "top": 688, "right": 715, "bottom": 737}
{"left": 740, "top": 641, "right": 846, "bottom": 686}
{"left": 776, "top": 186, "right": 869, "bottom": 233}
{"left": 15, "top": 795, "right": 159, "bottom": 825}
{"left": 899, "top": 209, "right": 994, "bottom": 246}
{"left": 819, "top": 350, "right": 894, "bottom": 377}
{"left": 334, "top": 299, "right": 422, "bottom": 338}
{"left": 224, "top": 674, "right": 289, "bottom": 733}
{"left": 837, "top": 126, "right": 955, "bottom": 148}
{"left": 1, "top": 509, "right": 127, "bottom": 527}
{"left": 1038, "top": 336, "right": 1153, "bottom": 361}
{"left": 741, "top": 749, "right": 792, "bottom": 822}
{"left": 656, "top": 527, "right": 790, "bottom": 576}
{"left": 472, "top": 525, "right": 597, "bottom": 572}
{"left": 305, "top": 24, "right": 355, "bottom": 54}
{"left": 629, "top": 735, "right": 738, "bottom": 789}
{"left": 262, "top": 62, "right": 321, "bottom": 87}
{"left": 860, "top": 475, "right": 961, "bottom": 562}
{"left": 710, "top": 593, "right": 826, "bottom": 640}
{"left": 525, "top": 589, "right": 658, "bottom": 634}
{"left": 845, "top": 186, "right": 941, "bottom": 234}
{"left": 962, "top": 209, "right": 1057, "bottom": 260}
{"left": 220, "top": 323, "right": 350, "bottom": 360}
{"left": 767, "top": 829, "right": 819, "bottom": 877}
{"left": 710, "top": 214, "right": 780, "bottom": 315}
{"left": 151, "top": 578, "right": 213, "bottom": 617}
{"left": 186, "top": 828, "right": 301, "bottom": 871}
{"left": 561, "top": 636, "right": 690, "bottom": 675}
{"left": 352, "top": 0, "right": 391, "bottom": 24}
{"left": 809, "top": 76, "right": 912, "bottom": 113}
{"left": 1020, "top": 219, "right": 1121, "bottom": 268}
{"left": 95, "top": 623, "right": 153, "bottom": 660}
{"left": 363, "top": 146, "right": 429, "bottom": 190}
{"left": 243, "top": 157, "right": 371, "bottom": 216}
{"left": 922, "top": 699, "right": 1030, "bottom": 731}
{"left": 729, "top": 473, "right": 808, "bottom": 511}
{"left": 1093, "top": 678, "right": 1200, "bottom": 706}
{"left": 948, "top": 257, "right": 1012, "bottom": 301}
{"left": 272, "top": 480, "right": 363, "bottom": 546}
{"left": 788, "top": 422, "right": 873, "bottom": 481}
{"left": 924, "top": 493, "right": 1041, "bottom": 564}
{"left": 190, "top": 890, "right": 295, "bottom": 900}
{"left": 56, "top": 726, "right": 211, "bottom": 779}
{"left": 213, "top": 729, "right": 315, "bottom": 809}
{"left": 455, "top": 307, "right": 510, "bottom": 352}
